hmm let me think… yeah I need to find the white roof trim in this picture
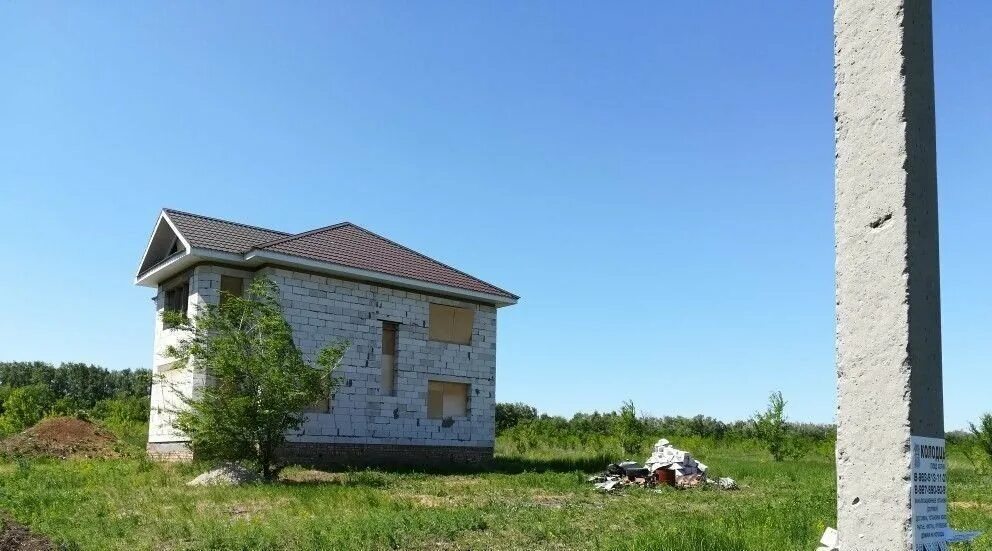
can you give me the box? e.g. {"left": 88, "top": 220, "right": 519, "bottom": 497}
{"left": 189, "top": 247, "right": 244, "bottom": 264}
{"left": 245, "top": 249, "right": 517, "bottom": 307}
{"left": 135, "top": 211, "right": 192, "bottom": 279}
{"left": 134, "top": 247, "right": 245, "bottom": 287}
{"left": 134, "top": 250, "right": 193, "bottom": 286}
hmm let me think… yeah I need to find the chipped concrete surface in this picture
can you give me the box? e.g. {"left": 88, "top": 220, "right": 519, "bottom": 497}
{"left": 834, "top": 0, "right": 944, "bottom": 549}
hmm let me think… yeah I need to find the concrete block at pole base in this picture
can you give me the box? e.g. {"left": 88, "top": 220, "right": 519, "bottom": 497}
{"left": 815, "top": 527, "right": 838, "bottom": 551}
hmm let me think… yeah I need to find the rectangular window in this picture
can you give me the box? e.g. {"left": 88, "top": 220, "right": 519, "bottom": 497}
{"left": 381, "top": 322, "right": 398, "bottom": 396}
{"left": 427, "top": 381, "right": 469, "bottom": 419}
{"left": 428, "top": 304, "right": 474, "bottom": 345}
{"left": 163, "top": 279, "right": 190, "bottom": 328}
{"left": 219, "top": 276, "right": 244, "bottom": 306}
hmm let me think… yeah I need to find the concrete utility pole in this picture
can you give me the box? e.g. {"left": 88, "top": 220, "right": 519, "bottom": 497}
{"left": 834, "top": 0, "right": 945, "bottom": 550}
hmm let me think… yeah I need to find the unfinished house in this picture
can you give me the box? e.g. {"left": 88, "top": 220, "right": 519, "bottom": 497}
{"left": 135, "top": 209, "right": 518, "bottom": 467}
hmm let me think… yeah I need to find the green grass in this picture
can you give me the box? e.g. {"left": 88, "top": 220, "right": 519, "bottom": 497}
{"left": 0, "top": 432, "right": 988, "bottom": 550}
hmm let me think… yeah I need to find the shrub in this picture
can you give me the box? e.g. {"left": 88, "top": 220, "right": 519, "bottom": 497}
{"left": 0, "top": 383, "right": 56, "bottom": 432}
{"left": 496, "top": 402, "right": 538, "bottom": 434}
{"left": 91, "top": 396, "right": 150, "bottom": 424}
{"left": 969, "top": 413, "right": 992, "bottom": 469}
{"left": 50, "top": 397, "right": 89, "bottom": 418}
{"left": 0, "top": 417, "right": 16, "bottom": 438}
{"left": 0, "top": 384, "right": 11, "bottom": 415}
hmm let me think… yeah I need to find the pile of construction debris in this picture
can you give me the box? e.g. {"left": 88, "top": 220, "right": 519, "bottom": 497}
{"left": 645, "top": 438, "right": 707, "bottom": 486}
{"left": 589, "top": 438, "right": 737, "bottom": 492}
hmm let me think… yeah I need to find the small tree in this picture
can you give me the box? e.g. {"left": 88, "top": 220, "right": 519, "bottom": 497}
{"left": 614, "top": 400, "right": 644, "bottom": 456}
{"left": 753, "top": 391, "right": 792, "bottom": 461}
{"left": 969, "top": 413, "right": 992, "bottom": 469}
{"left": 164, "top": 276, "right": 346, "bottom": 481}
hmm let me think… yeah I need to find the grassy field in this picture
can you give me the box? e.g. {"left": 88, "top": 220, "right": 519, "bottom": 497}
{"left": 0, "top": 433, "right": 989, "bottom": 550}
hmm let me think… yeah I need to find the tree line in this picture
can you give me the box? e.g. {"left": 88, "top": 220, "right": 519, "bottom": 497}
{"left": 0, "top": 361, "right": 152, "bottom": 435}
{"left": 496, "top": 400, "right": 836, "bottom": 441}
{"left": 496, "top": 397, "right": 837, "bottom": 462}
{"left": 497, "top": 397, "right": 991, "bottom": 466}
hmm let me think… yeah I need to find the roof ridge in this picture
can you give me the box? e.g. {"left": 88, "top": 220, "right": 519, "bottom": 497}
{"left": 341, "top": 224, "right": 519, "bottom": 299}
{"left": 163, "top": 208, "right": 291, "bottom": 236}
{"left": 251, "top": 222, "right": 353, "bottom": 249}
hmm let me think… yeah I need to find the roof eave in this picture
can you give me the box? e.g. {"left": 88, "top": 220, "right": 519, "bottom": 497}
{"left": 134, "top": 250, "right": 194, "bottom": 287}
{"left": 246, "top": 249, "right": 518, "bottom": 307}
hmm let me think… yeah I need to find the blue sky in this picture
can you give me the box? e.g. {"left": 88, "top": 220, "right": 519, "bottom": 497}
{"left": 1, "top": 2, "right": 989, "bottom": 429}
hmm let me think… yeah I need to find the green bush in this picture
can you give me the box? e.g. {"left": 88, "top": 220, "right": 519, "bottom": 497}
{"left": 0, "top": 383, "right": 56, "bottom": 432}
{"left": 495, "top": 402, "right": 538, "bottom": 435}
{"left": 969, "top": 413, "right": 992, "bottom": 470}
{"left": 50, "top": 397, "right": 89, "bottom": 418}
{"left": 0, "top": 417, "right": 16, "bottom": 437}
{"left": 91, "top": 396, "right": 150, "bottom": 424}
{"left": 0, "top": 384, "right": 11, "bottom": 415}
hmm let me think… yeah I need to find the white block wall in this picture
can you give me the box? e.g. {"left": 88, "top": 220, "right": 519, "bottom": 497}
{"left": 148, "top": 264, "right": 498, "bottom": 448}
{"left": 147, "top": 265, "right": 253, "bottom": 443}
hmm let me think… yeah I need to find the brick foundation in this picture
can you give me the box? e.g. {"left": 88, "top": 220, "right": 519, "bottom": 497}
{"left": 147, "top": 441, "right": 194, "bottom": 462}
{"left": 147, "top": 441, "right": 493, "bottom": 470}
{"left": 277, "top": 442, "right": 494, "bottom": 469}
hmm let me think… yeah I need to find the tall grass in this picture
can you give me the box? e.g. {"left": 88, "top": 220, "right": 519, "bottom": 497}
{"left": 0, "top": 416, "right": 988, "bottom": 550}
{"left": 0, "top": 435, "right": 987, "bottom": 550}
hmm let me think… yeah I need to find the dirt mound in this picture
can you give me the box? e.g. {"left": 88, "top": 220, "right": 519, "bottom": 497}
{"left": 0, "top": 417, "right": 119, "bottom": 459}
{"left": 0, "top": 515, "right": 54, "bottom": 551}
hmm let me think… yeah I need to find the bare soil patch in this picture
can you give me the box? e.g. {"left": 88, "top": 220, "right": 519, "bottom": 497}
{"left": 0, "top": 417, "right": 119, "bottom": 460}
{"left": 0, "top": 515, "right": 54, "bottom": 551}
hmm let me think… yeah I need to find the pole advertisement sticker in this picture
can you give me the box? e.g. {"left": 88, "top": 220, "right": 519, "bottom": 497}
{"left": 911, "top": 435, "right": 948, "bottom": 551}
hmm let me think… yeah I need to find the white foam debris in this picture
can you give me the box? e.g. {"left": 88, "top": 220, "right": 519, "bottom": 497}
{"left": 644, "top": 438, "right": 705, "bottom": 480}
{"left": 713, "top": 477, "right": 738, "bottom": 490}
{"left": 814, "top": 527, "right": 838, "bottom": 551}
{"left": 594, "top": 479, "right": 623, "bottom": 492}
{"left": 813, "top": 526, "right": 978, "bottom": 549}
{"left": 588, "top": 439, "right": 737, "bottom": 493}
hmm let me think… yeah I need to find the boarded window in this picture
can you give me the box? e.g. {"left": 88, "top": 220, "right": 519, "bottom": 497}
{"left": 381, "top": 322, "right": 398, "bottom": 396}
{"left": 428, "top": 304, "right": 474, "bottom": 345}
{"left": 219, "top": 276, "right": 244, "bottom": 306}
{"left": 427, "top": 381, "right": 469, "bottom": 419}
{"left": 163, "top": 279, "right": 190, "bottom": 328}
